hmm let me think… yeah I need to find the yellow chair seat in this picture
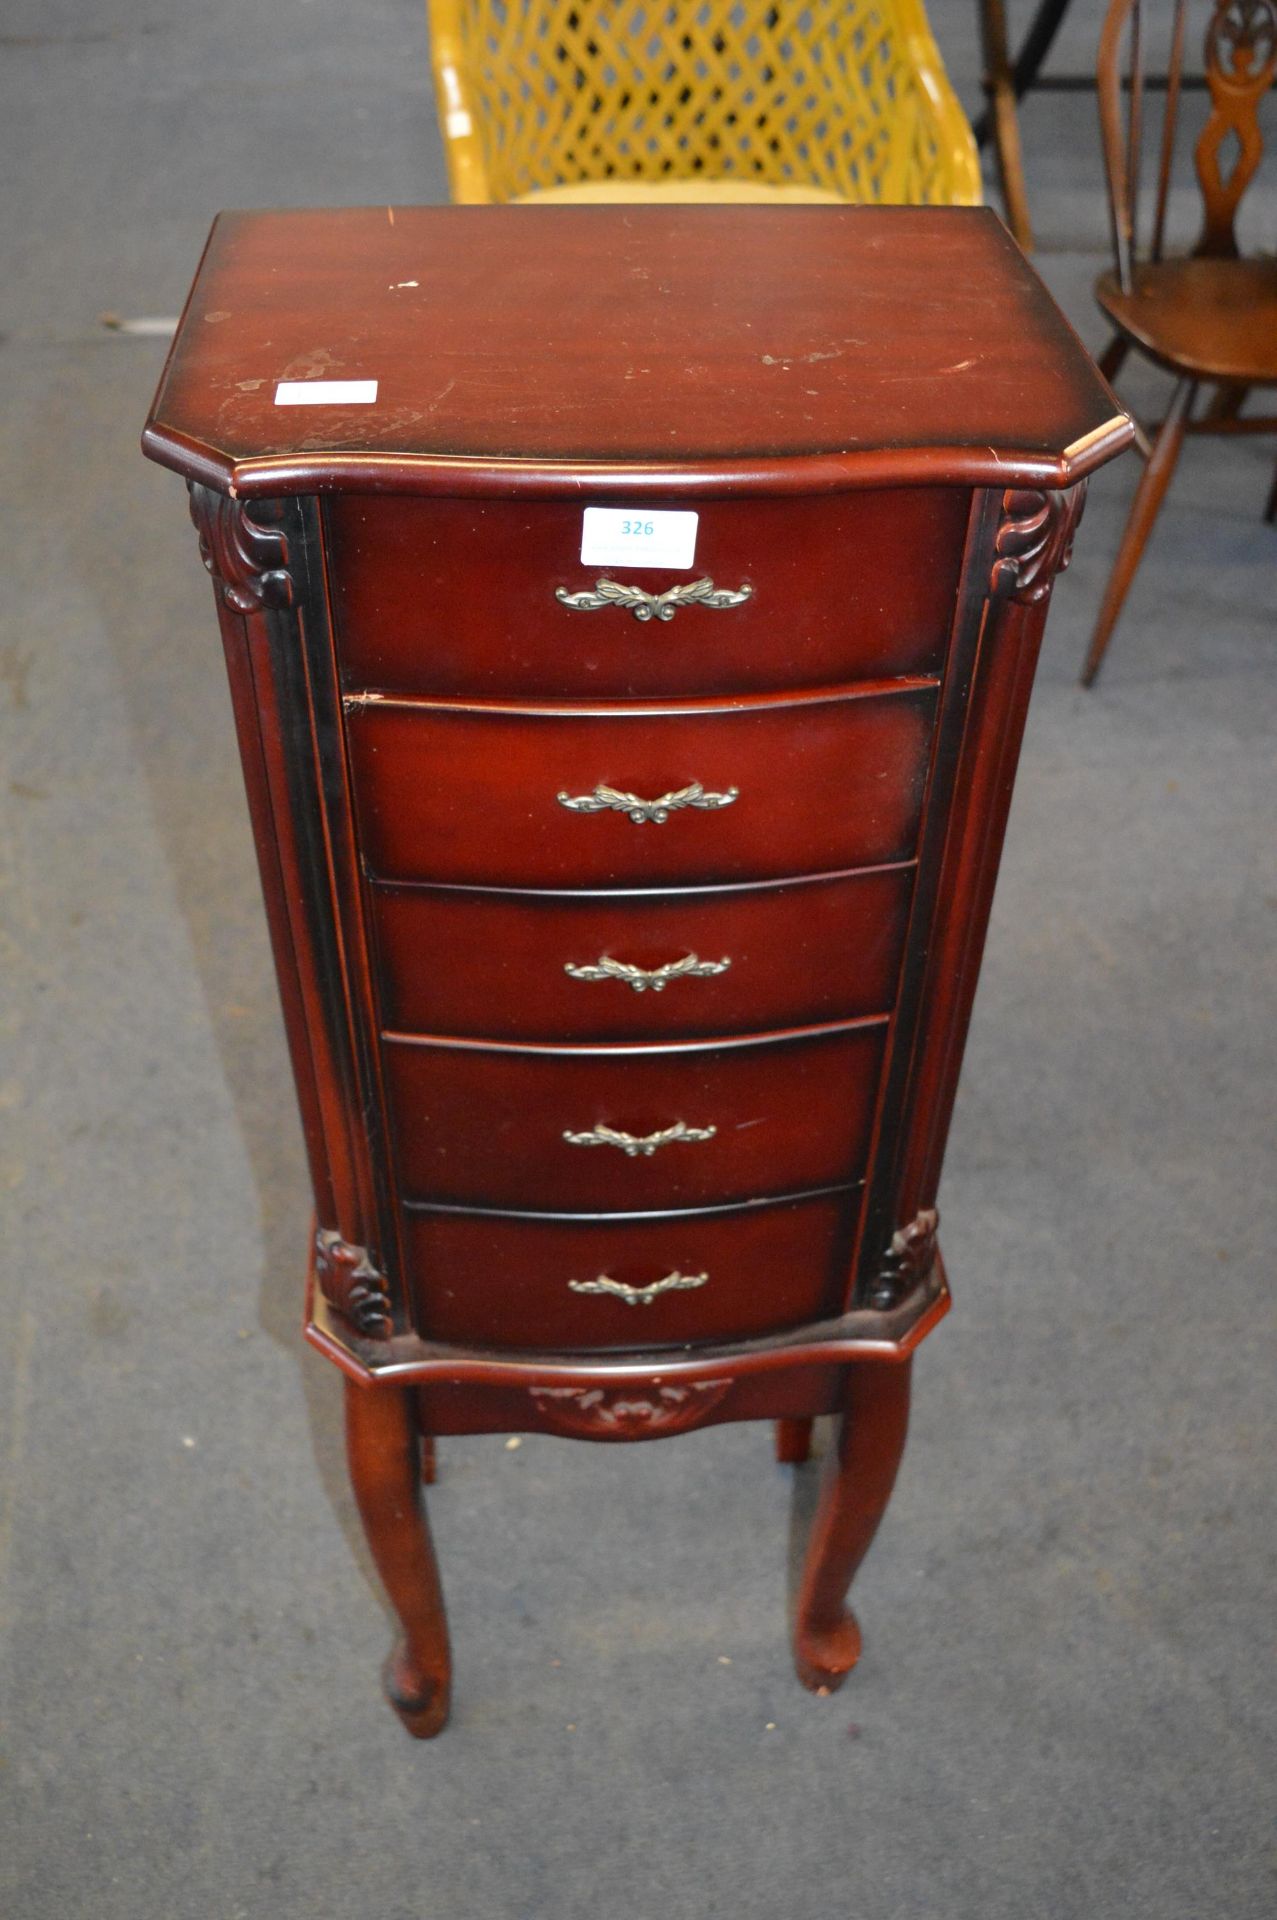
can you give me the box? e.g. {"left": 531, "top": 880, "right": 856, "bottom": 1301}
{"left": 513, "top": 179, "right": 850, "bottom": 206}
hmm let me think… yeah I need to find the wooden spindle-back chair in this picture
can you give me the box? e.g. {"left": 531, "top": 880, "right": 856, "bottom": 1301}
{"left": 426, "top": 0, "right": 980, "bottom": 209}
{"left": 1082, "top": 0, "right": 1277, "bottom": 686}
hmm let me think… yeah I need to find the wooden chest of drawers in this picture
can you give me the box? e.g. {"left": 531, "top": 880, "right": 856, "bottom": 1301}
{"left": 143, "top": 204, "right": 1131, "bottom": 1737}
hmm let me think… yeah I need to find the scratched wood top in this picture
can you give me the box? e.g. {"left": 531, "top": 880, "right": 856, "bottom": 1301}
{"left": 143, "top": 205, "right": 1131, "bottom": 498}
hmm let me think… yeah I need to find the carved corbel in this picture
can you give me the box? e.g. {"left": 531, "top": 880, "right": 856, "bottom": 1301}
{"left": 315, "top": 1228, "right": 393, "bottom": 1339}
{"left": 188, "top": 482, "right": 294, "bottom": 613}
{"left": 989, "top": 484, "right": 1087, "bottom": 604}
{"left": 869, "top": 1208, "right": 940, "bottom": 1312}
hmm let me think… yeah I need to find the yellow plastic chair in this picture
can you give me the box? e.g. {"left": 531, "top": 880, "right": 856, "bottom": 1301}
{"left": 428, "top": 0, "right": 981, "bottom": 207}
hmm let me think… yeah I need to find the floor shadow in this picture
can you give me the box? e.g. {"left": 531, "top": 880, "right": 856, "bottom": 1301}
{"left": 53, "top": 343, "right": 387, "bottom": 1610}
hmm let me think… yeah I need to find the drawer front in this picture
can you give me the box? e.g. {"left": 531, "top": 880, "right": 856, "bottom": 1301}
{"left": 403, "top": 1191, "right": 856, "bottom": 1350}
{"left": 346, "top": 686, "right": 938, "bottom": 888}
{"left": 326, "top": 491, "right": 968, "bottom": 698}
{"left": 382, "top": 1023, "right": 887, "bottom": 1211}
{"left": 370, "top": 864, "right": 915, "bottom": 1042}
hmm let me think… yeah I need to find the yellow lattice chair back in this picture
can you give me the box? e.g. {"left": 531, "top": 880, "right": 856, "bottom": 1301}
{"left": 428, "top": 0, "right": 981, "bottom": 206}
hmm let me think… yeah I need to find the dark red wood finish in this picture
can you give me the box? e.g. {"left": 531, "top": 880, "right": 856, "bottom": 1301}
{"left": 146, "top": 205, "right": 1131, "bottom": 1738}
{"left": 345, "top": 1379, "right": 450, "bottom": 1736}
{"left": 794, "top": 1359, "right": 913, "bottom": 1692}
{"left": 344, "top": 685, "right": 939, "bottom": 888}
{"left": 413, "top": 1358, "right": 850, "bottom": 1442}
{"left": 143, "top": 206, "right": 1128, "bottom": 495}
{"left": 402, "top": 1190, "right": 857, "bottom": 1350}
{"left": 325, "top": 490, "right": 965, "bottom": 697}
{"left": 381, "top": 1022, "right": 886, "bottom": 1211}
{"left": 368, "top": 865, "right": 915, "bottom": 1041}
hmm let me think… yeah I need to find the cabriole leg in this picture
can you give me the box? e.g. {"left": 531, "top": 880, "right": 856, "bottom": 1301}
{"left": 344, "top": 1378, "right": 451, "bottom": 1737}
{"left": 793, "top": 1358, "right": 912, "bottom": 1694}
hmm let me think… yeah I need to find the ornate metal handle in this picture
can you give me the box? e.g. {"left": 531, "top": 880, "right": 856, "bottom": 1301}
{"left": 555, "top": 577, "right": 752, "bottom": 622}
{"left": 567, "top": 1271, "right": 709, "bottom": 1307}
{"left": 563, "top": 953, "right": 731, "bottom": 992}
{"left": 557, "top": 781, "right": 738, "bottom": 824}
{"left": 562, "top": 1120, "right": 718, "bottom": 1156}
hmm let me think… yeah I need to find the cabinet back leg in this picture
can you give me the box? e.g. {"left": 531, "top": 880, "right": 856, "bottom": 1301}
{"left": 793, "top": 1358, "right": 912, "bottom": 1694}
{"left": 775, "top": 1417, "right": 814, "bottom": 1465}
{"left": 345, "top": 1378, "right": 452, "bottom": 1737}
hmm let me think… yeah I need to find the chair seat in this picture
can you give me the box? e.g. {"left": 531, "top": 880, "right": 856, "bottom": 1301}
{"left": 1096, "top": 258, "right": 1277, "bottom": 386}
{"left": 514, "top": 179, "right": 849, "bottom": 207}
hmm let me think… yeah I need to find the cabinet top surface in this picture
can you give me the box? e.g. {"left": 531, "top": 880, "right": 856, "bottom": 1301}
{"left": 143, "top": 205, "right": 1130, "bottom": 499}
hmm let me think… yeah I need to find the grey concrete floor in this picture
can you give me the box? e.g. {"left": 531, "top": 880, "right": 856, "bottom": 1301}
{"left": 2, "top": 3, "right": 1275, "bottom": 1916}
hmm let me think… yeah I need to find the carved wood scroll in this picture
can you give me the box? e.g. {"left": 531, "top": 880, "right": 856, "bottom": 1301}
{"left": 315, "top": 1228, "right": 393, "bottom": 1339}
{"left": 989, "top": 485, "right": 1087, "bottom": 604}
{"left": 188, "top": 483, "right": 294, "bottom": 612}
{"left": 870, "top": 1209, "right": 940, "bottom": 1312}
{"left": 528, "top": 1380, "right": 732, "bottom": 1440}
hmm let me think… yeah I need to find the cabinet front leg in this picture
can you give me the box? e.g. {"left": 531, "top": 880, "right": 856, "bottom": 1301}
{"left": 793, "top": 1358, "right": 912, "bottom": 1694}
{"left": 344, "top": 1378, "right": 452, "bottom": 1737}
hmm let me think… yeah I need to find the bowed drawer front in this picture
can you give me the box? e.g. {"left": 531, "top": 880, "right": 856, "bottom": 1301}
{"left": 344, "top": 685, "right": 940, "bottom": 889}
{"left": 381, "top": 1022, "right": 886, "bottom": 1213}
{"left": 367, "top": 865, "right": 916, "bottom": 1042}
{"left": 325, "top": 490, "right": 968, "bottom": 698}
{"left": 402, "top": 1192, "right": 856, "bottom": 1352}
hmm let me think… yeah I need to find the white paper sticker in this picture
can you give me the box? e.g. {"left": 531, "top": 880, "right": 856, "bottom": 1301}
{"left": 274, "top": 380, "right": 378, "bottom": 406}
{"left": 580, "top": 507, "right": 698, "bottom": 571}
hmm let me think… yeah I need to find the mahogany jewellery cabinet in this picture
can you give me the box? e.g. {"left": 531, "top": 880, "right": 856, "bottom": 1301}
{"left": 143, "top": 205, "right": 1131, "bottom": 1735}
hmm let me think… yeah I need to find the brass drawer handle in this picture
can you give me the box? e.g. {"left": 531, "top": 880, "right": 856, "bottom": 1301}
{"left": 568, "top": 1271, "right": 709, "bottom": 1307}
{"left": 557, "top": 781, "right": 739, "bottom": 824}
{"left": 564, "top": 952, "right": 731, "bottom": 992}
{"left": 562, "top": 1120, "right": 718, "bottom": 1156}
{"left": 555, "top": 577, "right": 752, "bottom": 622}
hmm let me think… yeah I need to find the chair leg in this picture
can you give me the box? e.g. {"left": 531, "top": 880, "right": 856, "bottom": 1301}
{"left": 775, "top": 1417, "right": 814, "bottom": 1466}
{"left": 345, "top": 1378, "right": 452, "bottom": 1737}
{"left": 420, "top": 1432, "right": 438, "bottom": 1485}
{"left": 1264, "top": 459, "right": 1277, "bottom": 526}
{"left": 1201, "top": 382, "right": 1248, "bottom": 425}
{"left": 980, "top": 0, "right": 1034, "bottom": 249}
{"left": 1081, "top": 377, "right": 1197, "bottom": 689}
{"left": 793, "top": 1359, "right": 912, "bottom": 1694}
{"left": 1097, "top": 333, "right": 1129, "bottom": 383}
